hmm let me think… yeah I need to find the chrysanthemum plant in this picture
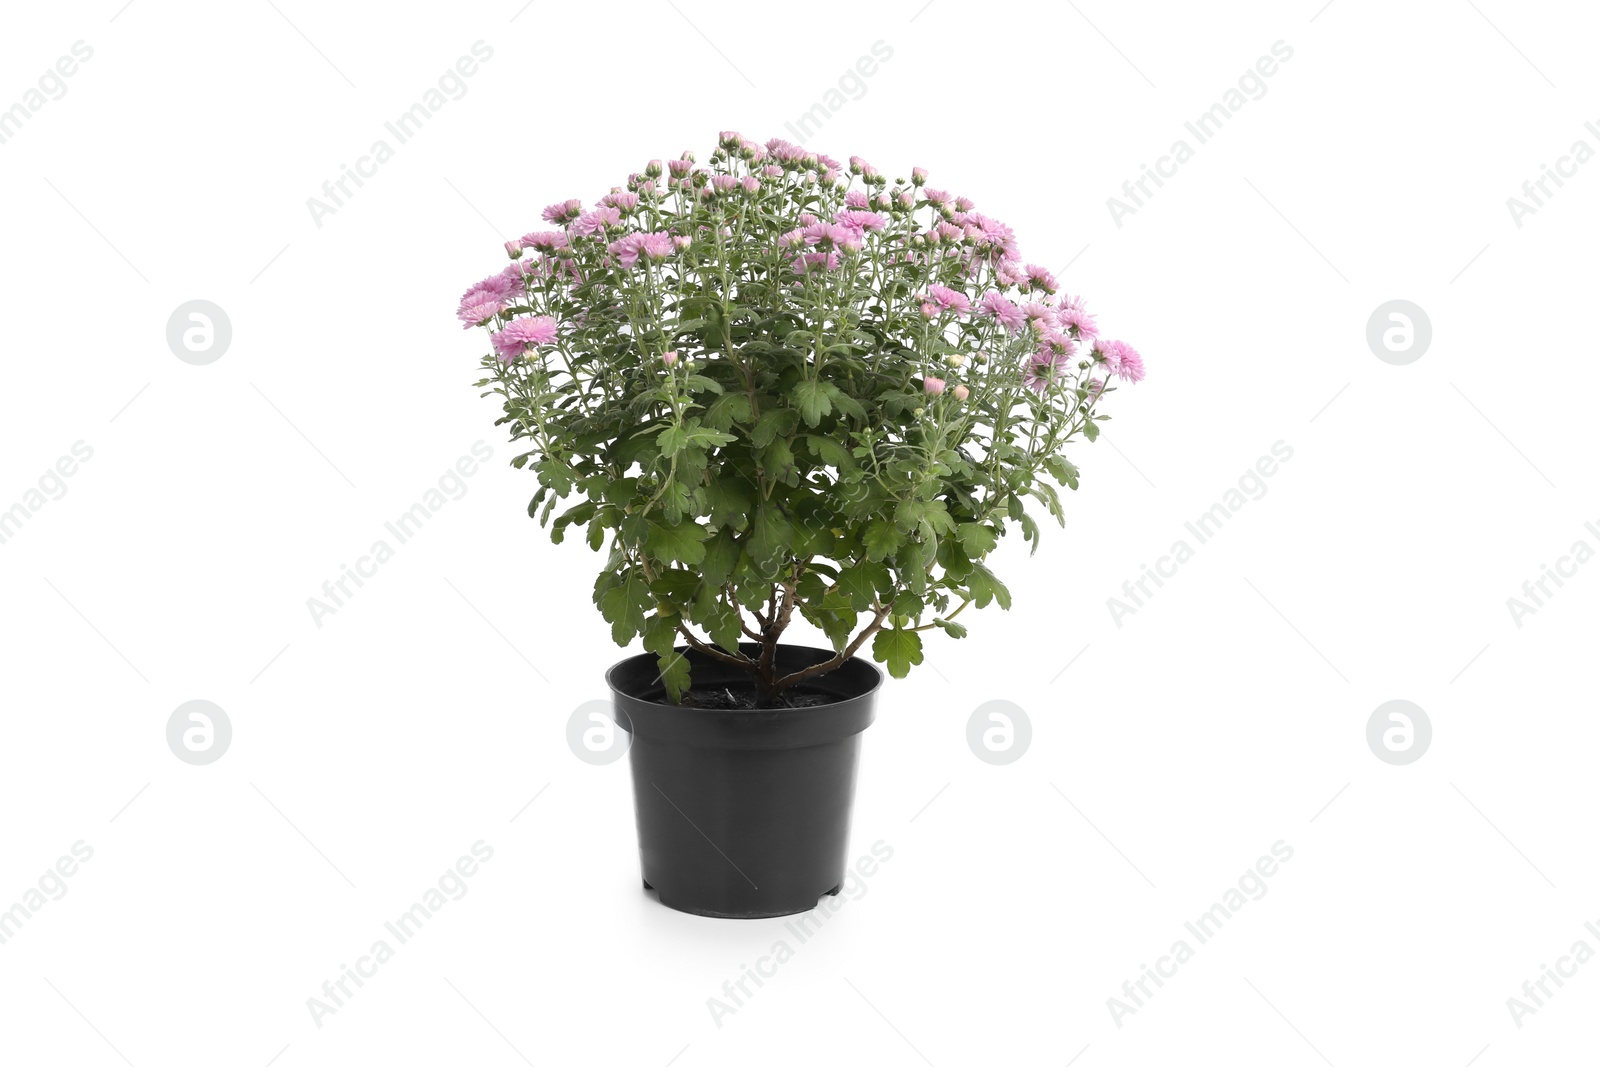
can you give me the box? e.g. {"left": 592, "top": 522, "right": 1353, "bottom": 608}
{"left": 463, "top": 132, "right": 1145, "bottom": 705}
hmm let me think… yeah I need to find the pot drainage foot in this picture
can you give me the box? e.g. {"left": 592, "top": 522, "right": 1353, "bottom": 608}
{"left": 642, "top": 879, "right": 654, "bottom": 891}
{"left": 824, "top": 884, "right": 841, "bottom": 896}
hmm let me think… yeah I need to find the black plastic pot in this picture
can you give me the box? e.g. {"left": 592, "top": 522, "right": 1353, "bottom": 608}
{"left": 607, "top": 643, "right": 882, "bottom": 918}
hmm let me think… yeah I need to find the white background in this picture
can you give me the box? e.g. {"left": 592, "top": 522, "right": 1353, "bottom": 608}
{"left": 2, "top": 1, "right": 1597, "bottom": 1064}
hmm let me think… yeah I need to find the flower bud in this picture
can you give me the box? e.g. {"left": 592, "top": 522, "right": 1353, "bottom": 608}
{"left": 952, "top": 384, "right": 970, "bottom": 401}
{"left": 663, "top": 350, "right": 678, "bottom": 366}
{"left": 946, "top": 354, "right": 965, "bottom": 366}
{"left": 911, "top": 166, "right": 928, "bottom": 185}
{"left": 504, "top": 239, "right": 522, "bottom": 259}
{"left": 923, "top": 377, "right": 946, "bottom": 395}
{"left": 645, "top": 159, "right": 663, "bottom": 178}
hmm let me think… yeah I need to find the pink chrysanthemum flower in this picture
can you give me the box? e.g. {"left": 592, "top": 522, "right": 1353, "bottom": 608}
{"left": 844, "top": 190, "right": 870, "bottom": 209}
{"left": 521, "top": 231, "right": 569, "bottom": 252}
{"left": 955, "top": 196, "right": 975, "bottom": 211}
{"left": 717, "top": 130, "right": 742, "bottom": 147}
{"left": 707, "top": 174, "right": 737, "bottom": 194}
{"left": 491, "top": 316, "right": 557, "bottom": 362}
{"left": 570, "top": 206, "right": 621, "bottom": 236}
{"left": 1023, "top": 264, "right": 1058, "bottom": 294}
{"left": 667, "top": 158, "right": 693, "bottom": 177}
{"left": 499, "top": 260, "right": 538, "bottom": 287}
{"left": 1024, "top": 347, "right": 1072, "bottom": 393}
{"left": 923, "top": 377, "right": 946, "bottom": 395}
{"left": 542, "top": 199, "right": 583, "bottom": 224}
{"left": 766, "top": 138, "right": 806, "bottom": 163}
{"left": 1040, "top": 330, "right": 1077, "bottom": 357}
{"left": 927, "top": 284, "right": 971, "bottom": 316}
{"left": 911, "top": 166, "right": 928, "bottom": 184}
{"left": 923, "top": 187, "right": 951, "bottom": 205}
{"left": 1085, "top": 377, "right": 1107, "bottom": 402}
{"left": 640, "top": 231, "right": 674, "bottom": 261}
{"left": 1100, "top": 340, "right": 1147, "bottom": 383}
{"left": 936, "top": 221, "right": 963, "bottom": 243}
{"left": 1058, "top": 304, "right": 1098, "bottom": 339}
{"left": 762, "top": 165, "right": 783, "bottom": 178}
{"left": 834, "top": 209, "right": 887, "bottom": 232}
{"left": 607, "top": 231, "right": 674, "bottom": 268}
{"left": 778, "top": 228, "right": 805, "bottom": 249}
{"left": 603, "top": 191, "right": 640, "bottom": 210}
{"left": 1021, "top": 302, "right": 1057, "bottom": 329}
{"left": 995, "top": 261, "right": 1026, "bottom": 287}
{"left": 952, "top": 384, "right": 970, "bottom": 401}
{"left": 741, "top": 175, "right": 761, "bottom": 193}
{"left": 457, "top": 296, "right": 504, "bottom": 328}
{"left": 673, "top": 234, "right": 691, "bottom": 250}
{"left": 457, "top": 272, "right": 516, "bottom": 328}
{"left": 803, "top": 222, "right": 859, "bottom": 251}
{"left": 965, "top": 213, "right": 1017, "bottom": 259}
{"left": 794, "top": 251, "right": 840, "bottom": 273}
{"left": 978, "top": 290, "right": 1027, "bottom": 333}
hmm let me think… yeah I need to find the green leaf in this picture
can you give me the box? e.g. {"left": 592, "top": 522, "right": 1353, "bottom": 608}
{"left": 811, "top": 606, "right": 857, "bottom": 651}
{"left": 872, "top": 628, "right": 924, "bottom": 679}
{"left": 1083, "top": 419, "right": 1100, "bottom": 442}
{"left": 657, "top": 650, "right": 691, "bottom": 703}
{"left": 706, "top": 479, "right": 754, "bottom": 530}
{"left": 763, "top": 437, "right": 797, "bottom": 484}
{"left": 1044, "top": 454, "right": 1080, "bottom": 490}
{"left": 682, "top": 374, "right": 724, "bottom": 395}
{"left": 862, "top": 520, "right": 900, "bottom": 562}
{"left": 835, "top": 561, "right": 889, "bottom": 610}
{"left": 793, "top": 380, "right": 833, "bottom": 427}
{"left": 646, "top": 520, "right": 711, "bottom": 566}
{"left": 892, "top": 589, "right": 924, "bottom": 618}
{"left": 703, "top": 393, "right": 753, "bottom": 431}
{"left": 803, "top": 434, "right": 856, "bottom": 469}
{"left": 656, "top": 424, "right": 689, "bottom": 458}
{"left": 823, "top": 384, "right": 867, "bottom": 422}
{"left": 700, "top": 528, "right": 740, "bottom": 587}
{"left": 703, "top": 598, "right": 743, "bottom": 653}
{"left": 957, "top": 522, "right": 998, "bottom": 557}
{"left": 551, "top": 501, "right": 596, "bottom": 544}
{"left": 966, "top": 562, "right": 1012, "bottom": 610}
{"left": 599, "top": 568, "right": 653, "bottom": 646}
{"left": 934, "top": 617, "right": 968, "bottom": 639}
{"left": 642, "top": 613, "right": 679, "bottom": 658}
{"left": 682, "top": 419, "right": 738, "bottom": 449}
{"left": 1018, "top": 511, "right": 1041, "bottom": 556}
{"left": 751, "top": 408, "right": 800, "bottom": 447}
{"left": 748, "top": 503, "right": 794, "bottom": 569}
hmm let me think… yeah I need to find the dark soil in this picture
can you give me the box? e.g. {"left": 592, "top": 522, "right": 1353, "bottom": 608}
{"left": 655, "top": 686, "right": 838, "bottom": 710}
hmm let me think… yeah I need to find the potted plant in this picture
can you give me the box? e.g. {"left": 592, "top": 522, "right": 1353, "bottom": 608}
{"left": 461, "top": 131, "right": 1145, "bottom": 917}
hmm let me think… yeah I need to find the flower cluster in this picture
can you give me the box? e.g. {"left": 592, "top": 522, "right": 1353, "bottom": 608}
{"left": 461, "top": 132, "right": 1146, "bottom": 702}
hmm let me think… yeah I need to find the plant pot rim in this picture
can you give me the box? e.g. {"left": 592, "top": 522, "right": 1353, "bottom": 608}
{"left": 605, "top": 642, "right": 882, "bottom": 749}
